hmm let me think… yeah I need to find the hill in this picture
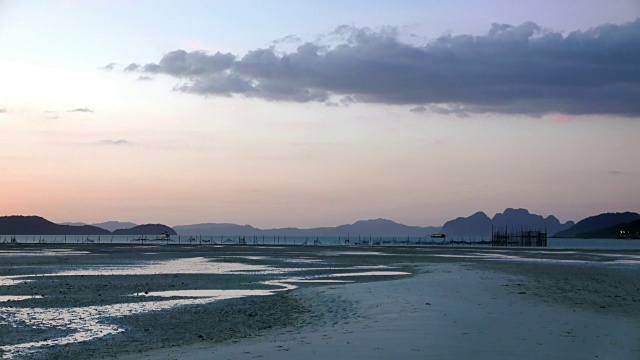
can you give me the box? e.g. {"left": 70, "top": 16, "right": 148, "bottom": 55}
{"left": 174, "top": 219, "right": 441, "bottom": 237}
{"left": 575, "top": 219, "right": 640, "bottom": 239}
{"left": 554, "top": 212, "right": 640, "bottom": 238}
{"left": 492, "top": 208, "right": 574, "bottom": 236}
{"left": 0, "top": 216, "right": 110, "bottom": 235}
{"left": 173, "top": 223, "right": 261, "bottom": 236}
{"left": 441, "top": 208, "right": 574, "bottom": 238}
{"left": 93, "top": 221, "right": 137, "bottom": 232}
{"left": 309, "top": 218, "right": 440, "bottom": 237}
{"left": 112, "top": 224, "right": 177, "bottom": 236}
{"left": 441, "top": 212, "right": 493, "bottom": 237}
{"left": 61, "top": 221, "right": 138, "bottom": 232}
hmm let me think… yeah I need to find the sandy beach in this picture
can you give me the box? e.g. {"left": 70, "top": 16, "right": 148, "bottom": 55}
{"left": 1, "top": 245, "right": 639, "bottom": 359}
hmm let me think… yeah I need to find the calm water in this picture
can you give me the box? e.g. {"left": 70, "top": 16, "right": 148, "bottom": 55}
{"left": 2, "top": 234, "right": 639, "bottom": 250}
{"left": 0, "top": 249, "right": 410, "bottom": 359}
{"left": 0, "top": 242, "right": 638, "bottom": 359}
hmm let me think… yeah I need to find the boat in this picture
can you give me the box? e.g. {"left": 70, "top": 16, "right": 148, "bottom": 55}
{"left": 152, "top": 232, "right": 172, "bottom": 242}
{"left": 430, "top": 233, "right": 446, "bottom": 238}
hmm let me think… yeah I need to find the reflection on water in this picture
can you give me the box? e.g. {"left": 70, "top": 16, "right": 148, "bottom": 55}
{"left": 0, "top": 255, "right": 410, "bottom": 359}
{"left": 328, "top": 271, "right": 410, "bottom": 277}
{"left": 0, "top": 297, "right": 236, "bottom": 358}
{"left": 140, "top": 289, "right": 276, "bottom": 298}
{"left": 0, "top": 296, "right": 42, "bottom": 302}
{"left": 325, "top": 251, "right": 387, "bottom": 256}
{"left": 0, "top": 250, "right": 92, "bottom": 257}
{"left": 0, "top": 278, "right": 31, "bottom": 287}
{"left": 52, "top": 257, "right": 279, "bottom": 276}
{"left": 431, "top": 252, "right": 640, "bottom": 266}
{"left": 285, "top": 279, "right": 352, "bottom": 283}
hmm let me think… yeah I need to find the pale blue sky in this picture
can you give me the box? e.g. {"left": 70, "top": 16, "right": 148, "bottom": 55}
{"left": 0, "top": 1, "right": 639, "bottom": 227}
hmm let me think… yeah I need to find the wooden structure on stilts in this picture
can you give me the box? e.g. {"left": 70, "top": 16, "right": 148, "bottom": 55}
{"left": 491, "top": 226, "right": 547, "bottom": 247}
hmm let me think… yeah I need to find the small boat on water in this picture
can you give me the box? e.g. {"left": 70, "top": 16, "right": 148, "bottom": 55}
{"left": 431, "top": 233, "right": 446, "bottom": 238}
{"left": 152, "top": 232, "right": 172, "bottom": 242}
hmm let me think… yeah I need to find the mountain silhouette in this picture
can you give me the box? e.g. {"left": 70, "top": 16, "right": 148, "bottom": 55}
{"left": 174, "top": 218, "right": 440, "bottom": 237}
{"left": 93, "top": 221, "right": 138, "bottom": 232}
{"left": 173, "top": 223, "right": 261, "bottom": 236}
{"left": 441, "top": 212, "right": 493, "bottom": 237}
{"left": 62, "top": 221, "right": 138, "bottom": 232}
{"left": 493, "top": 208, "right": 573, "bottom": 236}
{"left": 0, "top": 216, "right": 110, "bottom": 235}
{"left": 112, "top": 224, "right": 176, "bottom": 236}
{"left": 576, "top": 219, "right": 640, "bottom": 239}
{"left": 554, "top": 212, "right": 640, "bottom": 237}
{"left": 441, "top": 208, "right": 574, "bottom": 237}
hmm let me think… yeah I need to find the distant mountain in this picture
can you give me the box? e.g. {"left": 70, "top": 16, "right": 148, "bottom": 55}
{"left": 61, "top": 221, "right": 138, "bottom": 232}
{"left": 441, "top": 208, "right": 574, "bottom": 238}
{"left": 60, "top": 222, "right": 88, "bottom": 226}
{"left": 173, "top": 223, "right": 261, "bottom": 236}
{"left": 93, "top": 221, "right": 137, "bottom": 232}
{"left": 492, "top": 208, "right": 574, "bottom": 236}
{"left": 112, "top": 224, "right": 176, "bottom": 236}
{"left": 577, "top": 219, "right": 640, "bottom": 239}
{"left": 441, "top": 211, "right": 493, "bottom": 237}
{"left": 554, "top": 212, "right": 640, "bottom": 238}
{"left": 328, "top": 218, "right": 440, "bottom": 237}
{"left": 174, "top": 219, "right": 441, "bottom": 237}
{"left": 0, "top": 216, "right": 110, "bottom": 235}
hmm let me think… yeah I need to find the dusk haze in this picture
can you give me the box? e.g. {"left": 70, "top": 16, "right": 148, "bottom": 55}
{"left": 1, "top": 1, "right": 638, "bottom": 228}
{"left": 1, "top": 2, "right": 640, "bottom": 360}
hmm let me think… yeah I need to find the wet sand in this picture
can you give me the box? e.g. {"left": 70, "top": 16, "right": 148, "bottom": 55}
{"left": 1, "top": 245, "right": 639, "bottom": 359}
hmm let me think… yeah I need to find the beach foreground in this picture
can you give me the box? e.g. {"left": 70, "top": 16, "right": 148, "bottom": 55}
{"left": 0, "top": 245, "right": 639, "bottom": 359}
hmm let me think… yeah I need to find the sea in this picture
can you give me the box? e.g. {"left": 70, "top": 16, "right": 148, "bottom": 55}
{"left": 1, "top": 234, "right": 639, "bottom": 250}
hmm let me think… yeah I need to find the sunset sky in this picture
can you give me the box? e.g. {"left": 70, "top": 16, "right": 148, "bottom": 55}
{"left": 1, "top": 1, "right": 639, "bottom": 228}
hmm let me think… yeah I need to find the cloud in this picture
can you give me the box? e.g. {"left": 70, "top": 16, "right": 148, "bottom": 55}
{"left": 96, "top": 139, "right": 131, "bottom": 145}
{"left": 0, "top": 108, "right": 6, "bottom": 113}
{"left": 129, "top": 19, "right": 640, "bottom": 116}
{"left": 427, "top": 104, "right": 470, "bottom": 118}
{"left": 137, "top": 75, "right": 154, "bottom": 81}
{"left": 44, "top": 110, "right": 59, "bottom": 120}
{"left": 102, "top": 63, "right": 117, "bottom": 71}
{"left": 271, "top": 34, "right": 302, "bottom": 46}
{"left": 124, "top": 63, "right": 140, "bottom": 72}
{"left": 67, "top": 108, "right": 94, "bottom": 113}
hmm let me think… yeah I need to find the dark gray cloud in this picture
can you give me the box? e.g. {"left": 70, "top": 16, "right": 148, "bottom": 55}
{"left": 67, "top": 108, "right": 94, "bottom": 113}
{"left": 142, "top": 50, "right": 235, "bottom": 76}
{"left": 96, "top": 139, "right": 131, "bottom": 145}
{"left": 131, "top": 19, "right": 640, "bottom": 116}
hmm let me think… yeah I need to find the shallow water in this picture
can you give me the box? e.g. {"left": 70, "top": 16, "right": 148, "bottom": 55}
{"left": 0, "top": 296, "right": 42, "bottom": 302}
{"left": 5, "top": 235, "right": 640, "bottom": 250}
{"left": 0, "top": 253, "right": 409, "bottom": 359}
{"left": 1, "top": 245, "right": 638, "bottom": 359}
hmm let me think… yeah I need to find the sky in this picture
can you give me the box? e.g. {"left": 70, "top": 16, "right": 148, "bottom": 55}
{"left": 0, "top": 0, "right": 639, "bottom": 228}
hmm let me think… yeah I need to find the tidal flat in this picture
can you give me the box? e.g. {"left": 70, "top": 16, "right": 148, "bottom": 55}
{"left": 0, "top": 244, "right": 639, "bottom": 359}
